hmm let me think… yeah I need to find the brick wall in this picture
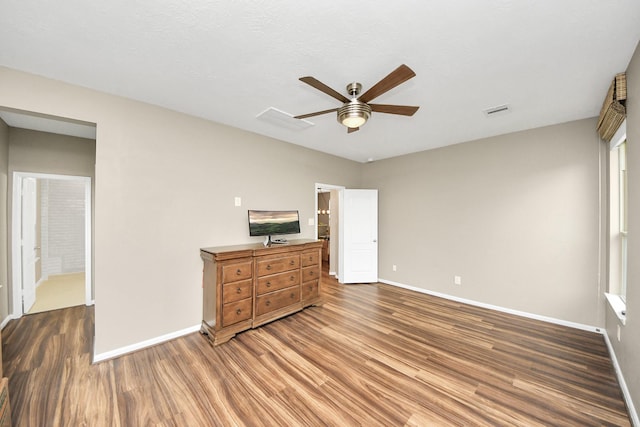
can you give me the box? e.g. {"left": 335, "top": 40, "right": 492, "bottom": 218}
{"left": 40, "top": 179, "right": 85, "bottom": 277}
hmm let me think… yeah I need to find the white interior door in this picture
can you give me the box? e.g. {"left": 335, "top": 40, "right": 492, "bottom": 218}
{"left": 21, "top": 177, "right": 37, "bottom": 312}
{"left": 339, "top": 189, "right": 378, "bottom": 283}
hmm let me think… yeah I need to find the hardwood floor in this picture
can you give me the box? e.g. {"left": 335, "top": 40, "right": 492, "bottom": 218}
{"left": 1, "top": 269, "right": 631, "bottom": 426}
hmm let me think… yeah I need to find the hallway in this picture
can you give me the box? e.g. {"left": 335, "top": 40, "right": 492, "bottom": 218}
{"left": 27, "top": 273, "right": 85, "bottom": 314}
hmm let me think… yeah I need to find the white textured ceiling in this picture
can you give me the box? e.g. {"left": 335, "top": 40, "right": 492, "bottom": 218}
{"left": 1, "top": 1, "right": 639, "bottom": 162}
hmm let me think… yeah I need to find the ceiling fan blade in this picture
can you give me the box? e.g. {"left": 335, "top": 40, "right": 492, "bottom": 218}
{"left": 294, "top": 108, "right": 339, "bottom": 119}
{"left": 358, "top": 64, "right": 416, "bottom": 103}
{"left": 347, "top": 127, "right": 359, "bottom": 133}
{"left": 369, "top": 104, "right": 420, "bottom": 116}
{"left": 299, "top": 77, "right": 350, "bottom": 103}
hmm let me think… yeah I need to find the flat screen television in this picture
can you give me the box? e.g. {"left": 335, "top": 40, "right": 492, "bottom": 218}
{"left": 248, "top": 210, "right": 301, "bottom": 244}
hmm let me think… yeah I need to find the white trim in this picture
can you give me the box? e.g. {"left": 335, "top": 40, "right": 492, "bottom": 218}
{"left": 314, "top": 182, "right": 345, "bottom": 240}
{"left": 84, "top": 177, "right": 92, "bottom": 306}
{"left": 11, "top": 175, "right": 22, "bottom": 317}
{"left": 379, "top": 278, "right": 601, "bottom": 333}
{"left": 315, "top": 183, "right": 345, "bottom": 279}
{"left": 609, "top": 119, "right": 627, "bottom": 150}
{"left": 603, "top": 332, "right": 639, "bottom": 426}
{"left": 11, "top": 172, "right": 92, "bottom": 317}
{"left": 0, "top": 314, "right": 19, "bottom": 330}
{"left": 35, "top": 277, "right": 45, "bottom": 289}
{"left": 92, "top": 324, "right": 201, "bottom": 363}
{"left": 605, "top": 293, "right": 627, "bottom": 325}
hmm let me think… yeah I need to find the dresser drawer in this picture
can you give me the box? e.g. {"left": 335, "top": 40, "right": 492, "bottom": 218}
{"left": 255, "top": 287, "right": 300, "bottom": 316}
{"left": 222, "top": 298, "right": 252, "bottom": 327}
{"left": 302, "top": 266, "right": 319, "bottom": 282}
{"left": 256, "top": 255, "right": 300, "bottom": 276}
{"left": 302, "top": 280, "right": 319, "bottom": 300}
{"left": 222, "top": 261, "right": 253, "bottom": 283}
{"left": 222, "top": 279, "right": 252, "bottom": 304}
{"left": 256, "top": 271, "right": 300, "bottom": 295}
{"left": 301, "top": 251, "right": 319, "bottom": 267}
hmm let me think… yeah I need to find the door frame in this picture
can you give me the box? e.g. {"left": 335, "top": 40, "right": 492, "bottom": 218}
{"left": 315, "top": 183, "right": 344, "bottom": 277}
{"left": 11, "top": 171, "right": 92, "bottom": 316}
{"left": 20, "top": 177, "right": 38, "bottom": 313}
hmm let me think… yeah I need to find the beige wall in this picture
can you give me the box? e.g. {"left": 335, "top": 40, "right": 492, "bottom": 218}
{"left": 0, "top": 66, "right": 361, "bottom": 355}
{"left": 8, "top": 128, "right": 96, "bottom": 176}
{"left": 362, "top": 118, "right": 603, "bottom": 326}
{"left": 606, "top": 40, "right": 640, "bottom": 417}
{"left": 0, "top": 118, "right": 9, "bottom": 322}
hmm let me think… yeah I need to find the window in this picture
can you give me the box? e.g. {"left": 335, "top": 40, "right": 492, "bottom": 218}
{"left": 607, "top": 120, "right": 627, "bottom": 322}
{"left": 618, "top": 140, "right": 628, "bottom": 302}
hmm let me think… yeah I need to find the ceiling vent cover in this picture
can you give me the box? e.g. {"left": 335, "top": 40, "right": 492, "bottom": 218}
{"left": 256, "top": 107, "right": 314, "bottom": 130}
{"left": 484, "top": 104, "right": 511, "bottom": 117}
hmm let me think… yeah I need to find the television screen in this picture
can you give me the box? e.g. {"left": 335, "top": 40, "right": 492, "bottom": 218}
{"left": 248, "top": 210, "right": 301, "bottom": 237}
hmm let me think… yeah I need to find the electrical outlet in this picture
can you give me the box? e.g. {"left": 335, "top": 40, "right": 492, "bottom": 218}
{"left": 454, "top": 275, "right": 462, "bottom": 285}
{"left": 392, "top": 264, "right": 397, "bottom": 271}
{"left": 234, "top": 197, "right": 242, "bottom": 207}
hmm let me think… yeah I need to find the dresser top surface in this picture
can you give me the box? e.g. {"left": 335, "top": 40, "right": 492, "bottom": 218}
{"left": 201, "top": 239, "right": 322, "bottom": 259}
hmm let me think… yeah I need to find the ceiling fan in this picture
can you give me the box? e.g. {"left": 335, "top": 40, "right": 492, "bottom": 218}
{"left": 294, "top": 64, "right": 419, "bottom": 133}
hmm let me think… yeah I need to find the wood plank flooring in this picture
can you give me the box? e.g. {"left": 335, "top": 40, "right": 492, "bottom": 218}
{"left": 1, "top": 269, "right": 631, "bottom": 426}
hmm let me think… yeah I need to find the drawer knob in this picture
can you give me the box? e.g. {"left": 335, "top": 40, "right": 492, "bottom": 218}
{"left": 309, "top": 271, "right": 314, "bottom": 276}
{"left": 309, "top": 256, "right": 313, "bottom": 261}
{"left": 266, "top": 265, "right": 272, "bottom": 270}
{"left": 236, "top": 269, "right": 242, "bottom": 275}
{"left": 290, "top": 275, "right": 295, "bottom": 281}
{"left": 290, "top": 293, "right": 295, "bottom": 299}
{"left": 236, "top": 287, "right": 242, "bottom": 293}
{"left": 289, "top": 260, "right": 295, "bottom": 265}
{"left": 236, "top": 309, "right": 242, "bottom": 315}
{"left": 266, "top": 281, "right": 271, "bottom": 287}
{"left": 266, "top": 300, "right": 271, "bottom": 306}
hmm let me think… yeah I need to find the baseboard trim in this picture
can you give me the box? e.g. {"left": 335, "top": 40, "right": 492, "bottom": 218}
{"left": 35, "top": 277, "right": 46, "bottom": 289}
{"left": 378, "top": 278, "right": 601, "bottom": 333}
{"left": 602, "top": 332, "right": 639, "bottom": 426}
{"left": 0, "top": 314, "right": 19, "bottom": 330}
{"left": 92, "top": 324, "right": 201, "bottom": 363}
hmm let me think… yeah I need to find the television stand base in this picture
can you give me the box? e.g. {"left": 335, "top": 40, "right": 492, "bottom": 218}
{"left": 263, "top": 236, "right": 288, "bottom": 246}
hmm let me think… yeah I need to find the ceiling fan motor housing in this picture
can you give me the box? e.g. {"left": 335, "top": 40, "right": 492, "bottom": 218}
{"left": 338, "top": 100, "right": 371, "bottom": 128}
{"left": 346, "top": 82, "right": 362, "bottom": 97}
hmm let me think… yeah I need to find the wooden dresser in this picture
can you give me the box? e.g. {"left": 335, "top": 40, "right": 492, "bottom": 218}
{"left": 200, "top": 239, "right": 322, "bottom": 345}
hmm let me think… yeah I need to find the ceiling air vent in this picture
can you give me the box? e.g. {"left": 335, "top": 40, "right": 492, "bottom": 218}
{"left": 483, "top": 104, "right": 511, "bottom": 117}
{"left": 256, "top": 107, "right": 314, "bottom": 130}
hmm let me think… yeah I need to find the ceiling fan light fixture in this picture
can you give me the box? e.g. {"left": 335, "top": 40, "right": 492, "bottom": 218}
{"left": 295, "top": 64, "right": 417, "bottom": 131}
{"left": 338, "top": 100, "right": 371, "bottom": 128}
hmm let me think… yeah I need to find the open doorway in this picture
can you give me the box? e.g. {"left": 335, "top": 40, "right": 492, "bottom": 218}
{"left": 12, "top": 172, "right": 92, "bottom": 315}
{"left": 315, "top": 183, "right": 344, "bottom": 276}
{"left": 316, "top": 184, "right": 379, "bottom": 284}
